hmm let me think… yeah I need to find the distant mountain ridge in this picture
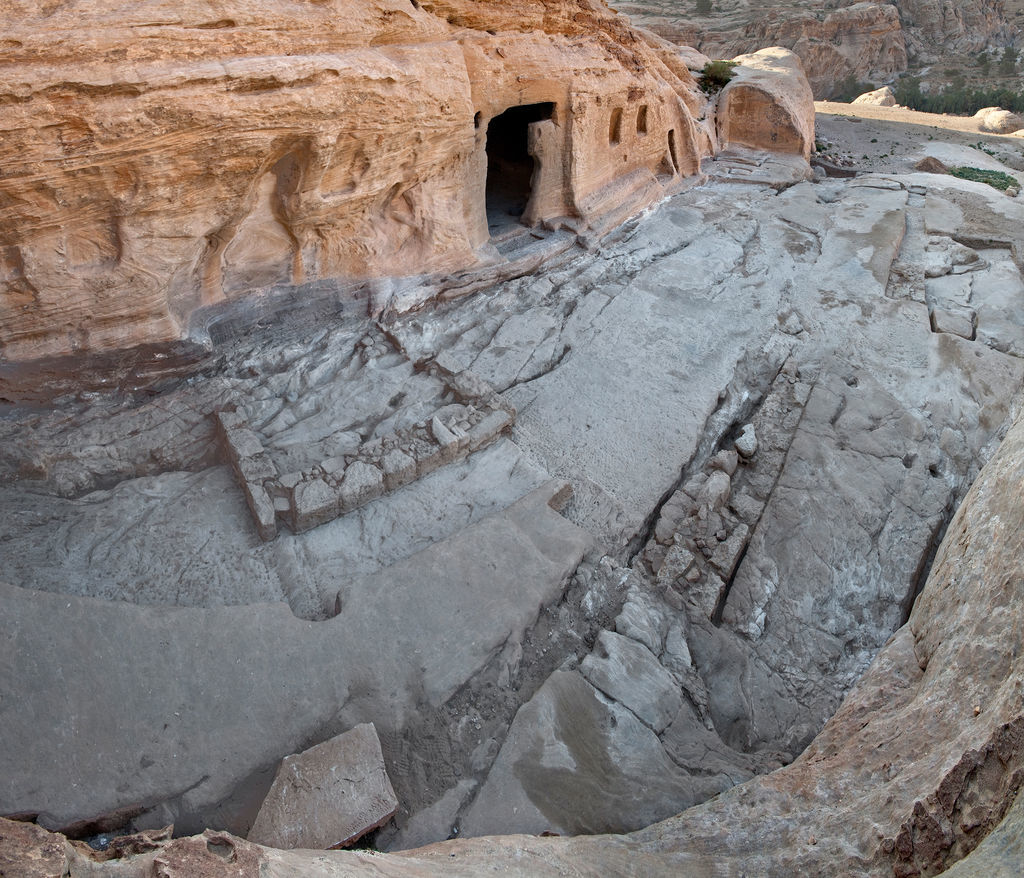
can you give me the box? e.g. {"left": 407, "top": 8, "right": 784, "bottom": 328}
{"left": 612, "top": 1, "right": 1020, "bottom": 98}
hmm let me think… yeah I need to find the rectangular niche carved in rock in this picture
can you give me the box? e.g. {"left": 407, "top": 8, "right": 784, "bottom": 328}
{"left": 609, "top": 107, "right": 623, "bottom": 145}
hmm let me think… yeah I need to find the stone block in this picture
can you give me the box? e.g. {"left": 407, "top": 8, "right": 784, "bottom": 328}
{"left": 686, "top": 570, "right": 727, "bottom": 621}
{"left": 381, "top": 448, "right": 416, "bottom": 492}
{"left": 931, "top": 308, "right": 975, "bottom": 340}
{"left": 581, "top": 631, "right": 682, "bottom": 733}
{"left": 214, "top": 410, "right": 246, "bottom": 432}
{"left": 729, "top": 489, "right": 764, "bottom": 526}
{"left": 247, "top": 723, "right": 398, "bottom": 850}
{"left": 430, "top": 415, "right": 459, "bottom": 462}
{"left": 656, "top": 543, "right": 697, "bottom": 589}
{"left": 735, "top": 424, "right": 758, "bottom": 458}
{"left": 697, "top": 470, "right": 731, "bottom": 513}
{"left": 244, "top": 483, "right": 278, "bottom": 542}
{"left": 710, "top": 449, "right": 739, "bottom": 476}
{"left": 615, "top": 585, "right": 666, "bottom": 656}
{"left": 223, "top": 427, "right": 265, "bottom": 460}
{"left": 413, "top": 441, "right": 446, "bottom": 478}
{"left": 237, "top": 453, "right": 277, "bottom": 485}
{"left": 339, "top": 461, "right": 384, "bottom": 512}
{"left": 708, "top": 522, "right": 750, "bottom": 582}
{"left": 444, "top": 370, "right": 496, "bottom": 404}
{"left": 278, "top": 471, "right": 303, "bottom": 490}
{"left": 292, "top": 478, "right": 338, "bottom": 533}
{"left": 321, "top": 456, "right": 347, "bottom": 477}
{"left": 467, "top": 409, "right": 514, "bottom": 452}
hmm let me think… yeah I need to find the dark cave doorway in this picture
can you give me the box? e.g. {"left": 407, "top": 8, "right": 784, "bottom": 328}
{"left": 484, "top": 102, "right": 555, "bottom": 237}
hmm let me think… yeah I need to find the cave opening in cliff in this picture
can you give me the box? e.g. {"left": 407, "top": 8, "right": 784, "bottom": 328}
{"left": 485, "top": 102, "right": 555, "bottom": 235}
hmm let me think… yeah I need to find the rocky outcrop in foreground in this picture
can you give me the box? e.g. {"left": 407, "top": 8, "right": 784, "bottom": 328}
{"left": 4, "top": 387, "right": 1024, "bottom": 874}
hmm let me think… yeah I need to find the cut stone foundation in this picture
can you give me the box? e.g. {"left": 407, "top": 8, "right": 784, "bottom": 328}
{"left": 215, "top": 364, "right": 516, "bottom": 540}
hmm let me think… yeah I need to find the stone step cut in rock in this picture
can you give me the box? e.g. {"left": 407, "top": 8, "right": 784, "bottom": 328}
{"left": 247, "top": 723, "right": 398, "bottom": 850}
{"left": 219, "top": 370, "right": 517, "bottom": 540}
{"left": 214, "top": 410, "right": 279, "bottom": 542}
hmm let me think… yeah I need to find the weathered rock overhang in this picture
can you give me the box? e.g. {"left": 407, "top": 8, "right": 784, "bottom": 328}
{"left": 0, "top": 2, "right": 818, "bottom": 373}
{"left": 0, "top": 2, "right": 711, "bottom": 365}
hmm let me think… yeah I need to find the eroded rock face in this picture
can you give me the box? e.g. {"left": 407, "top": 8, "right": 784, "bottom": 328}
{"left": 614, "top": 0, "right": 909, "bottom": 97}
{"left": 717, "top": 48, "right": 815, "bottom": 159}
{"left": 0, "top": 0, "right": 711, "bottom": 362}
{"left": 898, "top": 0, "right": 1012, "bottom": 59}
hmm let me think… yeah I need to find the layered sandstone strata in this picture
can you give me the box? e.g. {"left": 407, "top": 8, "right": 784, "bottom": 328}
{"left": 0, "top": 0, "right": 714, "bottom": 362}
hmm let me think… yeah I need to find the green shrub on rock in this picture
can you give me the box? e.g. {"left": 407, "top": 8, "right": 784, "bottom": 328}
{"left": 700, "top": 60, "right": 737, "bottom": 94}
{"left": 948, "top": 166, "right": 1018, "bottom": 191}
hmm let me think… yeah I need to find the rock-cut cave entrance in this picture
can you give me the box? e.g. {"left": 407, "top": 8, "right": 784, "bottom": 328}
{"left": 485, "top": 102, "right": 555, "bottom": 238}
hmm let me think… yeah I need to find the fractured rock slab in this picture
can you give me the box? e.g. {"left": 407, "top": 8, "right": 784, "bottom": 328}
{"left": 458, "top": 670, "right": 726, "bottom": 838}
{"left": 248, "top": 724, "right": 398, "bottom": 850}
{"left": 580, "top": 630, "right": 682, "bottom": 733}
{"left": 0, "top": 479, "right": 590, "bottom": 834}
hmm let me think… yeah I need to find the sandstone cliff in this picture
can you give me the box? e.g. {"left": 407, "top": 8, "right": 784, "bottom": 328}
{"left": 0, "top": 0, "right": 719, "bottom": 363}
{"left": 898, "top": 0, "right": 1012, "bottom": 58}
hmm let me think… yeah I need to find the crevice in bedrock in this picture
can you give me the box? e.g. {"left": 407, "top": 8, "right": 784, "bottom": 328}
{"left": 625, "top": 337, "right": 794, "bottom": 567}
{"left": 710, "top": 540, "right": 750, "bottom": 628}
{"left": 626, "top": 359, "right": 815, "bottom": 698}
{"left": 899, "top": 487, "right": 958, "bottom": 626}
{"left": 693, "top": 361, "right": 997, "bottom": 758}
{"left": 371, "top": 553, "right": 632, "bottom": 850}
{"left": 502, "top": 343, "right": 572, "bottom": 393}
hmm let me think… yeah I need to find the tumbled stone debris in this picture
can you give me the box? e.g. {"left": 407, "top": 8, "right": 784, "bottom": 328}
{"left": 734, "top": 424, "right": 758, "bottom": 458}
{"left": 247, "top": 723, "right": 398, "bottom": 850}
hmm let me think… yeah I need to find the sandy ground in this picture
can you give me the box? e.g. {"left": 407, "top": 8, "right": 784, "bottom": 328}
{"left": 814, "top": 100, "right": 1024, "bottom": 179}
